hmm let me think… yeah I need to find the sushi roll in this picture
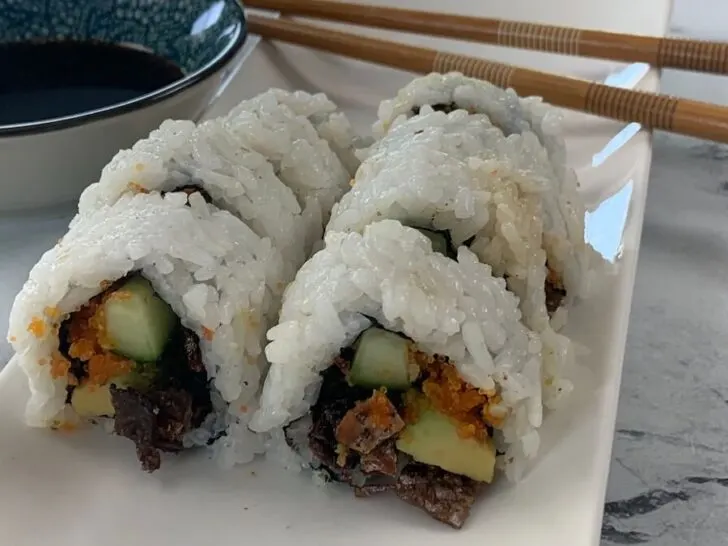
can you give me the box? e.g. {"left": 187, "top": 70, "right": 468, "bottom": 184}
{"left": 328, "top": 109, "right": 587, "bottom": 404}
{"left": 77, "top": 118, "right": 310, "bottom": 275}
{"left": 251, "top": 220, "right": 545, "bottom": 528}
{"left": 78, "top": 89, "right": 363, "bottom": 272}
{"left": 329, "top": 109, "right": 548, "bottom": 319}
{"left": 7, "top": 192, "right": 279, "bottom": 470}
{"left": 330, "top": 107, "right": 561, "bottom": 317}
{"left": 373, "top": 73, "right": 599, "bottom": 307}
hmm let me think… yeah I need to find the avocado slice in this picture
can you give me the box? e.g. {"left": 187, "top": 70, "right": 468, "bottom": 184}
{"left": 349, "top": 327, "right": 419, "bottom": 390}
{"left": 71, "top": 383, "right": 116, "bottom": 417}
{"left": 70, "top": 365, "right": 155, "bottom": 418}
{"left": 396, "top": 404, "right": 496, "bottom": 483}
{"left": 104, "top": 276, "right": 177, "bottom": 362}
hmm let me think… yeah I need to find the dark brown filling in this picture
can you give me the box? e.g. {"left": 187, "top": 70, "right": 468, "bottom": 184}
{"left": 286, "top": 347, "right": 485, "bottom": 529}
{"left": 395, "top": 463, "right": 482, "bottom": 529}
{"left": 176, "top": 184, "right": 213, "bottom": 204}
{"left": 411, "top": 102, "right": 460, "bottom": 116}
{"left": 159, "top": 184, "right": 213, "bottom": 205}
{"left": 60, "top": 286, "right": 212, "bottom": 473}
{"left": 108, "top": 327, "right": 212, "bottom": 472}
{"left": 544, "top": 265, "right": 567, "bottom": 316}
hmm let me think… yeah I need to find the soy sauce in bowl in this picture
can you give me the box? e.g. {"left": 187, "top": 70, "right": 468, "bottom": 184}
{"left": 0, "top": 40, "right": 185, "bottom": 125}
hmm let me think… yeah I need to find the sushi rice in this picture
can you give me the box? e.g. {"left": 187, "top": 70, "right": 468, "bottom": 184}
{"left": 78, "top": 89, "right": 362, "bottom": 273}
{"left": 8, "top": 192, "right": 280, "bottom": 467}
{"left": 329, "top": 109, "right": 581, "bottom": 405}
{"left": 252, "top": 220, "right": 546, "bottom": 482}
{"left": 374, "top": 73, "right": 601, "bottom": 304}
{"left": 77, "top": 119, "right": 306, "bottom": 279}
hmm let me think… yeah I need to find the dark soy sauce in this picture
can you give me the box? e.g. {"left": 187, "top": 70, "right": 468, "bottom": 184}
{"left": 0, "top": 40, "right": 185, "bottom": 125}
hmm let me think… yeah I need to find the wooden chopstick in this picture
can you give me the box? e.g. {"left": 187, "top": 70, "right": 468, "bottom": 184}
{"left": 246, "top": 14, "right": 728, "bottom": 144}
{"left": 245, "top": 0, "right": 728, "bottom": 75}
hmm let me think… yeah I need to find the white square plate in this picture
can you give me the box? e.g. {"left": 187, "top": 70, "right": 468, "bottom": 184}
{"left": 0, "top": 1, "right": 671, "bottom": 544}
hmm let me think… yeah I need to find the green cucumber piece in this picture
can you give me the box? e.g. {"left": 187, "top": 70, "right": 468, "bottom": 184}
{"left": 396, "top": 404, "right": 496, "bottom": 483}
{"left": 103, "top": 276, "right": 177, "bottom": 362}
{"left": 349, "top": 327, "right": 418, "bottom": 389}
{"left": 415, "top": 228, "right": 449, "bottom": 256}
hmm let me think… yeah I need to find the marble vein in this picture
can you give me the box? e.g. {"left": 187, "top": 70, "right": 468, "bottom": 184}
{"left": 602, "top": 132, "right": 728, "bottom": 545}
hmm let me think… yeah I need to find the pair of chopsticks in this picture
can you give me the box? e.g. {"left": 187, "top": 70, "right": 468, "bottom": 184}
{"left": 244, "top": 0, "right": 728, "bottom": 144}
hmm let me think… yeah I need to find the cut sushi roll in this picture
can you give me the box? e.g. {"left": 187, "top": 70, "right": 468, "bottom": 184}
{"left": 329, "top": 109, "right": 551, "bottom": 327}
{"left": 7, "top": 192, "right": 278, "bottom": 470}
{"left": 328, "top": 109, "right": 582, "bottom": 404}
{"left": 77, "top": 118, "right": 306, "bottom": 276}
{"left": 251, "top": 220, "right": 545, "bottom": 528}
{"left": 374, "top": 73, "right": 599, "bottom": 307}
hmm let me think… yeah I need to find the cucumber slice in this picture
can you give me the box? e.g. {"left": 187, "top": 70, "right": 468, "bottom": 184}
{"left": 104, "top": 276, "right": 177, "bottom": 362}
{"left": 349, "top": 327, "right": 418, "bottom": 389}
{"left": 396, "top": 403, "right": 496, "bottom": 483}
{"left": 415, "top": 228, "right": 449, "bottom": 256}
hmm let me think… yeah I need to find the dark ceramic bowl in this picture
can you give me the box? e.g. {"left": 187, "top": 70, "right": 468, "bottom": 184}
{"left": 0, "top": 0, "right": 248, "bottom": 210}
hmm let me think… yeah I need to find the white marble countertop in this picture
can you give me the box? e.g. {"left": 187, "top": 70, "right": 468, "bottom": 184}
{"left": 600, "top": 7, "right": 728, "bottom": 544}
{"left": 601, "top": 132, "right": 728, "bottom": 545}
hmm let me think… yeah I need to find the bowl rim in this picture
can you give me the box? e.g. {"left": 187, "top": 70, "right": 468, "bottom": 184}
{"left": 0, "top": 3, "right": 247, "bottom": 138}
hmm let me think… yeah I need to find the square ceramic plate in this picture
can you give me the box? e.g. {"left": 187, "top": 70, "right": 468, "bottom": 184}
{"left": 0, "top": 1, "right": 671, "bottom": 544}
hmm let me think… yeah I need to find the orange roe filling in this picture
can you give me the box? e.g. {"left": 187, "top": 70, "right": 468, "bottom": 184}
{"left": 409, "top": 351, "right": 502, "bottom": 442}
{"left": 367, "top": 389, "right": 398, "bottom": 429}
{"left": 49, "top": 351, "right": 71, "bottom": 379}
{"left": 27, "top": 317, "right": 46, "bottom": 338}
{"left": 65, "top": 292, "right": 134, "bottom": 386}
{"left": 202, "top": 327, "right": 214, "bottom": 341}
{"left": 87, "top": 353, "right": 133, "bottom": 385}
{"left": 127, "top": 182, "right": 149, "bottom": 194}
{"left": 54, "top": 421, "right": 78, "bottom": 432}
{"left": 546, "top": 265, "right": 564, "bottom": 290}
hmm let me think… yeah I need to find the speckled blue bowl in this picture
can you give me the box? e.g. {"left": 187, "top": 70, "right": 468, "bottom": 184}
{"left": 0, "top": 0, "right": 248, "bottom": 210}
